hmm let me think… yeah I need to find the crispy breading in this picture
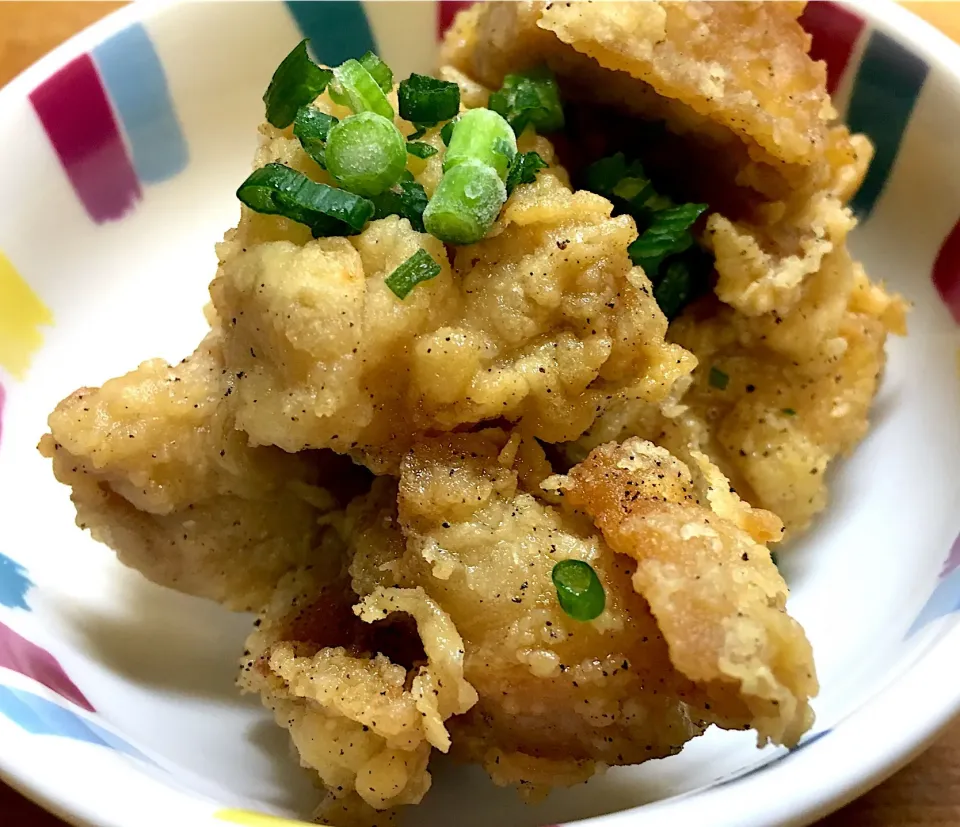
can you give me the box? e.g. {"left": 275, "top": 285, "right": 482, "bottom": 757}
{"left": 441, "top": 1, "right": 867, "bottom": 318}
{"left": 39, "top": 334, "right": 325, "bottom": 610}
{"left": 360, "top": 432, "right": 812, "bottom": 795}
{"left": 241, "top": 482, "right": 476, "bottom": 823}
{"left": 211, "top": 120, "right": 691, "bottom": 473}
{"left": 244, "top": 431, "right": 813, "bottom": 819}
{"left": 556, "top": 438, "right": 816, "bottom": 746}
{"left": 570, "top": 248, "right": 908, "bottom": 534}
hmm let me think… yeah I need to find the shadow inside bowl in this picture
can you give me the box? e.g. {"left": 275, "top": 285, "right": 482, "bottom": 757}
{"left": 48, "top": 572, "right": 252, "bottom": 703}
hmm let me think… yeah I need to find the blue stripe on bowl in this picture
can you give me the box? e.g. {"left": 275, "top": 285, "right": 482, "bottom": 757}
{"left": 0, "top": 685, "right": 151, "bottom": 763}
{"left": 285, "top": 1, "right": 376, "bottom": 66}
{"left": 848, "top": 30, "right": 929, "bottom": 221}
{"left": 0, "top": 552, "right": 31, "bottom": 611}
{"left": 92, "top": 22, "right": 188, "bottom": 185}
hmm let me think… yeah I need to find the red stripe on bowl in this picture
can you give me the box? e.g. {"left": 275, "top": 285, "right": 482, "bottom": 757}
{"left": 800, "top": 1, "right": 866, "bottom": 95}
{"left": 29, "top": 54, "right": 141, "bottom": 224}
{"left": 0, "top": 621, "right": 94, "bottom": 713}
{"left": 438, "top": 0, "right": 473, "bottom": 38}
{"left": 933, "top": 219, "right": 960, "bottom": 324}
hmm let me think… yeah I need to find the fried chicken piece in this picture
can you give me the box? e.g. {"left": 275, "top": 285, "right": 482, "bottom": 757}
{"left": 211, "top": 119, "right": 692, "bottom": 473}
{"left": 570, "top": 249, "right": 908, "bottom": 534}
{"left": 241, "top": 481, "right": 477, "bottom": 824}
{"left": 442, "top": 1, "right": 868, "bottom": 318}
{"left": 39, "top": 333, "right": 328, "bottom": 610}
{"left": 348, "top": 431, "right": 815, "bottom": 800}
{"left": 556, "top": 438, "right": 817, "bottom": 746}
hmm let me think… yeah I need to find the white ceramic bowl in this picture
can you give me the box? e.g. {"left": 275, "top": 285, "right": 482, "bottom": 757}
{"left": 1, "top": 2, "right": 958, "bottom": 826}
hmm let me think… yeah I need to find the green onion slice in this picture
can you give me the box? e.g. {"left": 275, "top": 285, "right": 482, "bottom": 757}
{"left": 552, "top": 560, "right": 605, "bottom": 621}
{"left": 782, "top": 408, "right": 797, "bottom": 416}
{"left": 407, "top": 126, "right": 428, "bottom": 141}
{"left": 358, "top": 51, "right": 393, "bottom": 92}
{"left": 440, "top": 118, "right": 458, "bottom": 146}
{"left": 385, "top": 248, "right": 442, "bottom": 299}
{"left": 398, "top": 73, "right": 461, "bottom": 126}
{"left": 444, "top": 108, "right": 516, "bottom": 181}
{"left": 236, "top": 163, "right": 375, "bottom": 236}
{"left": 423, "top": 160, "right": 506, "bottom": 245}
{"left": 263, "top": 40, "right": 333, "bottom": 129}
{"left": 708, "top": 366, "right": 729, "bottom": 391}
{"left": 332, "top": 59, "right": 394, "bottom": 119}
{"left": 628, "top": 202, "right": 708, "bottom": 276}
{"left": 370, "top": 180, "right": 429, "bottom": 233}
{"left": 489, "top": 66, "right": 565, "bottom": 136}
{"left": 325, "top": 112, "right": 407, "bottom": 197}
{"left": 506, "top": 151, "right": 548, "bottom": 195}
{"left": 407, "top": 141, "right": 438, "bottom": 159}
{"left": 293, "top": 107, "right": 338, "bottom": 169}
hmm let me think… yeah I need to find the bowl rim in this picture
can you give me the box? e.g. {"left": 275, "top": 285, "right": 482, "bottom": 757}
{"left": 0, "top": 1, "right": 959, "bottom": 826}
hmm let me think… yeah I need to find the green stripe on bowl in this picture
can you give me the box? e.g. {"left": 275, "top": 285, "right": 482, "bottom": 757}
{"left": 848, "top": 30, "right": 929, "bottom": 220}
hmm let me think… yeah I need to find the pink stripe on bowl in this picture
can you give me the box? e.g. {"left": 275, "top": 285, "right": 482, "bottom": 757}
{"left": 29, "top": 54, "right": 141, "bottom": 224}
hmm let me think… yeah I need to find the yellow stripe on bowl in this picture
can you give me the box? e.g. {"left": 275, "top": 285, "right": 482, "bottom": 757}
{"left": 0, "top": 250, "right": 52, "bottom": 378}
{"left": 215, "top": 809, "right": 318, "bottom": 827}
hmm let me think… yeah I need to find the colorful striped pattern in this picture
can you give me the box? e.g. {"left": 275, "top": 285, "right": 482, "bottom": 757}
{"left": 0, "top": 552, "right": 31, "bottom": 611}
{"left": 29, "top": 22, "right": 185, "bottom": 224}
{"left": 216, "top": 810, "right": 312, "bottom": 827}
{"left": 908, "top": 537, "right": 960, "bottom": 637}
{"left": 91, "top": 24, "right": 188, "bottom": 186}
{"left": 0, "top": 686, "right": 147, "bottom": 763}
{"left": 933, "top": 220, "right": 960, "bottom": 323}
{"left": 847, "top": 32, "right": 929, "bottom": 219}
{"left": 438, "top": 0, "right": 473, "bottom": 38}
{"left": 0, "top": 250, "right": 52, "bottom": 379}
{"left": 801, "top": 3, "right": 929, "bottom": 221}
{"left": 0, "top": 621, "right": 93, "bottom": 712}
{"left": 285, "top": 1, "right": 376, "bottom": 65}
{"left": 30, "top": 54, "right": 140, "bottom": 222}
{"left": 800, "top": 1, "right": 866, "bottom": 95}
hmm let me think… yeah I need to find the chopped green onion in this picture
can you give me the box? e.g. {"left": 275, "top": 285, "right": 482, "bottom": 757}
{"left": 263, "top": 40, "right": 333, "bottom": 129}
{"left": 398, "top": 74, "right": 461, "bottom": 126}
{"left": 489, "top": 66, "right": 565, "bottom": 136}
{"left": 584, "top": 153, "right": 662, "bottom": 220}
{"left": 585, "top": 153, "right": 637, "bottom": 196}
{"left": 653, "top": 259, "right": 696, "bottom": 322}
{"left": 628, "top": 202, "right": 708, "bottom": 275}
{"left": 358, "top": 51, "right": 393, "bottom": 93}
{"left": 385, "top": 248, "right": 442, "bottom": 299}
{"left": 423, "top": 160, "right": 506, "bottom": 245}
{"left": 440, "top": 118, "right": 458, "bottom": 146}
{"left": 293, "top": 107, "right": 338, "bottom": 169}
{"left": 444, "top": 108, "right": 517, "bottom": 181}
{"left": 236, "top": 163, "right": 375, "bottom": 236}
{"left": 506, "top": 151, "right": 548, "bottom": 195}
{"left": 552, "top": 560, "right": 605, "bottom": 622}
{"left": 332, "top": 59, "right": 394, "bottom": 119}
{"left": 325, "top": 112, "right": 407, "bottom": 197}
{"left": 370, "top": 180, "right": 429, "bottom": 232}
{"left": 407, "top": 141, "right": 438, "bottom": 159}
{"left": 782, "top": 408, "right": 797, "bottom": 416}
{"left": 407, "top": 126, "right": 428, "bottom": 141}
{"left": 652, "top": 250, "right": 712, "bottom": 321}
{"left": 708, "top": 367, "right": 729, "bottom": 391}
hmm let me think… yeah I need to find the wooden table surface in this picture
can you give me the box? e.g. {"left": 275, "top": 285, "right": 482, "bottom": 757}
{"left": 1, "top": 2, "right": 959, "bottom": 825}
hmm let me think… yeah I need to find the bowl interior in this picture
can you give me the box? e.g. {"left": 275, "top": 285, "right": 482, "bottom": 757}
{"left": 0, "top": 3, "right": 959, "bottom": 827}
